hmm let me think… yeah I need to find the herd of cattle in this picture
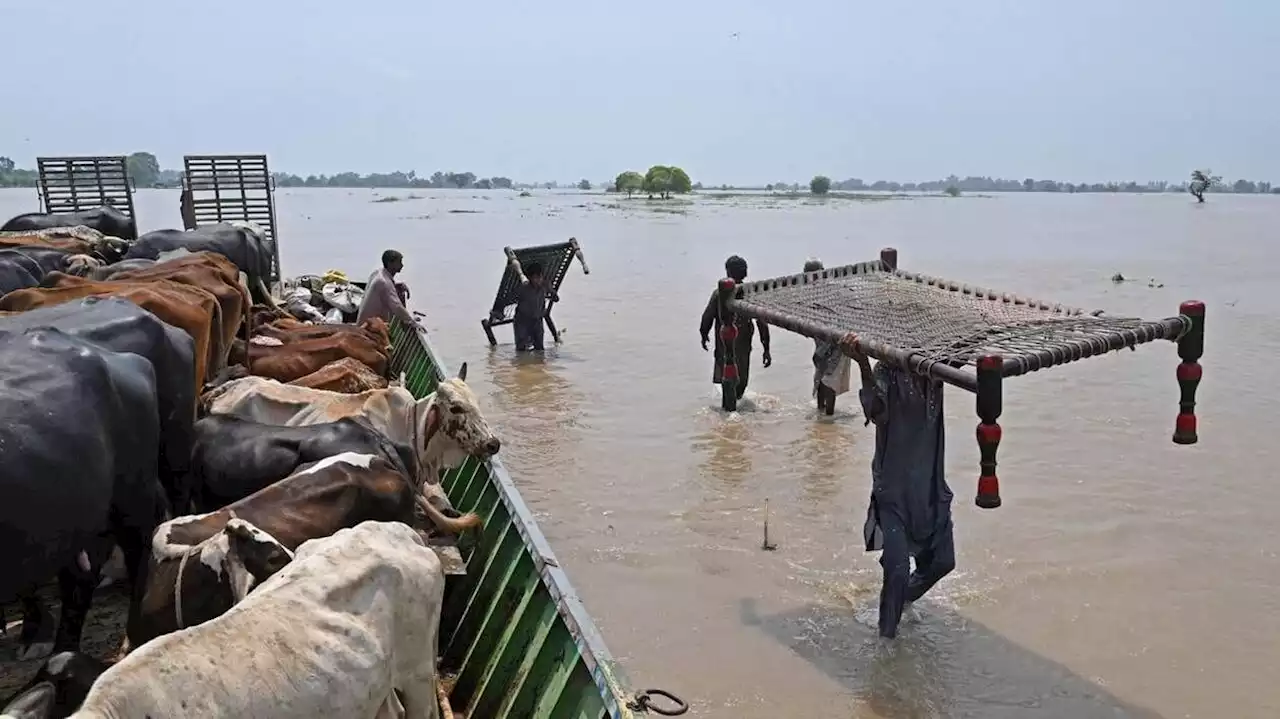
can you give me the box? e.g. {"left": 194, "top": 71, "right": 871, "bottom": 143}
{"left": 0, "top": 207, "right": 502, "bottom": 718}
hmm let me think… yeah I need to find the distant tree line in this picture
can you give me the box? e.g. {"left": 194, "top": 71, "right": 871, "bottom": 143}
{"left": 819, "top": 174, "right": 1278, "bottom": 195}
{"left": 4, "top": 151, "right": 1276, "bottom": 196}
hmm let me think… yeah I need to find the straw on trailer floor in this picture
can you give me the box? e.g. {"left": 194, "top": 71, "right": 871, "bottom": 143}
{"left": 730, "top": 262, "right": 1190, "bottom": 378}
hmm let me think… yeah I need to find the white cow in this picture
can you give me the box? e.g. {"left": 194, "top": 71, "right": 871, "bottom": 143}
{"left": 68, "top": 520, "right": 445, "bottom": 719}
{"left": 203, "top": 362, "right": 499, "bottom": 514}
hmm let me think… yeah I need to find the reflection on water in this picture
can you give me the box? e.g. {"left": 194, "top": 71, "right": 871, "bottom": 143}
{"left": 693, "top": 408, "right": 755, "bottom": 488}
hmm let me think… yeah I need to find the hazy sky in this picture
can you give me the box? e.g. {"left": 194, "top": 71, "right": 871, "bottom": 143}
{"left": 3, "top": 1, "right": 1276, "bottom": 184}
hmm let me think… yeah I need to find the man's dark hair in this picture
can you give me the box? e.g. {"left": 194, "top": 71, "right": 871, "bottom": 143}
{"left": 725, "top": 255, "right": 748, "bottom": 280}
{"left": 381, "top": 249, "right": 403, "bottom": 268}
{"left": 525, "top": 261, "right": 544, "bottom": 277}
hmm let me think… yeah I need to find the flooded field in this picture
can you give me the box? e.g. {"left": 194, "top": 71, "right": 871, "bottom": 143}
{"left": 2, "top": 187, "right": 1276, "bottom": 718}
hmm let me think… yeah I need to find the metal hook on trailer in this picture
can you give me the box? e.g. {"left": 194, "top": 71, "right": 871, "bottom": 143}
{"left": 628, "top": 688, "right": 689, "bottom": 716}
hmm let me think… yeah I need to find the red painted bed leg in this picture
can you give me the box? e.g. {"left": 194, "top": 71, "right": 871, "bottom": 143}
{"left": 975, "top": 354, "right": 1004, "bottom": 509}
{"left": 1173, "top": 300, "right": 1205, "bottom": 445}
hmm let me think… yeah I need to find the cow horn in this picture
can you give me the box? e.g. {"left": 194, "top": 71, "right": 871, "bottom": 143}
{"left": 456, "top": 362, "right": 468, "bottom": 382}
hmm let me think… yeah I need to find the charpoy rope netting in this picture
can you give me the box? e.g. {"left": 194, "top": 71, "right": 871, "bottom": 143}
{"left": 712, "top": 248, "right": 1207, "bottom": 511}
{"left": 730, "top": 258, "right": 1191, "bottom": 380}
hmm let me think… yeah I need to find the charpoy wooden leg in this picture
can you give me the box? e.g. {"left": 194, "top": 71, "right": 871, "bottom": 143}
{"left": 1173, "top": 300, "right": 1205, "bottom": 444}
{"left": 974, "top": 354, "right": 1004, "bottom": 509}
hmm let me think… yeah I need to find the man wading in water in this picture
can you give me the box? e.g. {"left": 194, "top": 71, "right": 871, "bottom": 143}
{"left": 840, "top": 333, "right": 955, "bottom": 639}
{"left": 510, "top": 259, "right": 555, "bottom": 352}
{"left": 701, "top": 255, "right": 771, "bottom": 400}
{"left": 804, "top": 259, "right": 852, "bottom": 415}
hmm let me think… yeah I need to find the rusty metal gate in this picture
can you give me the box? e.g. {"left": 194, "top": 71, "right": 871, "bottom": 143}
{"left": 180, "top": 154, "right": 281, "bottom": 283}
{"left": 36, "top": 155, "right": 137, "bottom": 235}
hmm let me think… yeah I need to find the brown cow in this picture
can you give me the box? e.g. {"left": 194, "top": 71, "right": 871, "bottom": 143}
{"left": 288, "top": 357, "right": 389, "bottom": 393}
{"left": 232, "top": 333, "right": 389, "bottom": 383}
{"left": 128, "top": 452, "right": 470, "bottom": 647}
{"left": 0, "top": 277, "right": 222, "bottom": 387}
{"left": 256, "top": 316, "right": 391, "bottom": 352}
{"left": 109, "top": 252, "right": 251, "bottom": 372}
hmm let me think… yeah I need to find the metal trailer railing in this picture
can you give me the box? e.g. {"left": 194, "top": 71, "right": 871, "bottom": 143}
{"left": 180, "top": 154, "right": 281, "bottom": 284}
{"left": 35, "top": 155, "right": 138, "bottom": 236}
{"left": 386, "top": 317, "right": 686, "bottom": 719}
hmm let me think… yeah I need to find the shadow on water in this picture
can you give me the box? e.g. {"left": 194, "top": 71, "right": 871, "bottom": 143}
{"left": 738, "top": 597, "right": 1164, "bottom": 719}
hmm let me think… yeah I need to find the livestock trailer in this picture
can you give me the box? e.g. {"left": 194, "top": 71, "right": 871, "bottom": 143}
{"left": 35, "top": 155, "right": 138, "bottom": 237}
{"left": 386, "top": 316, "right": 685, "bottom": 718}
{"left": 179, "top": 154, "right": 282, "bottom": 285}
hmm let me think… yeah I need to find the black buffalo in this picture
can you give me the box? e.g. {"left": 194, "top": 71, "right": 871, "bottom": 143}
{"left": 125, "top": 222, "right": 278, "bottom": 308}
{"left": 0, "top": 327, "right": 165, "bottom": 660}
{"left": 1, "top": 206, "right": 136, "bottom": 242}
{"left": 0, "top": 247, "right": 101, "bottom": 294}
{"left": 0, "top": 296, "right": 198, "bottom": 507}
{"left": 189, "top": 415, "right": 416, "bottom": 512}
{"left": 0, "top": 251, "right": 42, "bottom": 294}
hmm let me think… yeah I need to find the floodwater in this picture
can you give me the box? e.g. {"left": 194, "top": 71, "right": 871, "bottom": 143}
{"left": 2, "top": 188, "right": 1276, "bottom": 718}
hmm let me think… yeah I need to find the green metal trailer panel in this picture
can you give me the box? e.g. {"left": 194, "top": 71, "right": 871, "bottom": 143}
{"left": 386, "top": 317, "right": 654, "bottom": 719}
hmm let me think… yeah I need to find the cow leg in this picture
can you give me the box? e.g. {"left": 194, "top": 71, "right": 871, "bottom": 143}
{"left": 50, "top": 566, "right": 98, "bottom": 654}
{"left": 400, "top": 675, "right": 440, "bottom": 719}
{"left": 17, "top": 589, "right": 56, "bottom": 660}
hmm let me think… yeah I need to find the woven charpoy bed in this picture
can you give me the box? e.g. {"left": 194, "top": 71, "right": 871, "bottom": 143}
{"left": 713, "top": 248, "right": 1205, "bottom": 509}
{"left": 480, "top": 238, "right": 589, "bottom": 345}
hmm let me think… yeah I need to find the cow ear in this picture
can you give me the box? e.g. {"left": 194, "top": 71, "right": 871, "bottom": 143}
{"left": 2, "top": 681, "right": 55, "bottom": 718}
{"left": 456, "top": 362, "right": 468, "bottom": 382}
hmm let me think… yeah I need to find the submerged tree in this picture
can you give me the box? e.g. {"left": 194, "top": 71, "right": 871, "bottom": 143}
{"left": 809, "top": 175, "right": 831, "bottom": 195}
{"left": 615, "top": 170, "right": 644, "bottom": 197}
{"left": 642, "top": 165, "right": 692, "bottom": 198}
{"left": 1189, "top": 169, "right": 1220, "bottom": 203}
{"left": 577, "top": 179, "right": 591, "bottom": 191}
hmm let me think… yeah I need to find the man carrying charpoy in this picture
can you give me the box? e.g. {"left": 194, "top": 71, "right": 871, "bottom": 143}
{"left": 509, "top": 259, "right": 557, "bottom": 352}
{"left": 700, "top": 255, "right": 771, "bottom": 400}
{"left": 804, "top": 258, "right": 852, "bottom": 415}
{"left": 840, "top": 332, "right": 955, "bottom": 639}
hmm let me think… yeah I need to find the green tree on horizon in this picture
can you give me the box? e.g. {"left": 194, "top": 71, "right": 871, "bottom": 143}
{"left": 614, "top": 170, "right": 644, "bottom": 197}
{"left": 642, "top": 165, "right": 692, "bottom": 199}
{"left": 127, "top": 152, "right": 161, "bottom": 187}
{"left": 577, "top": 179, "right": 591, "bottom": 190}
{"left": 809, "top": 175, "right": 831, "bottom": 195}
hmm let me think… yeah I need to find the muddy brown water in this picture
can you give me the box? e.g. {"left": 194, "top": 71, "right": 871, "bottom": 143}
{"left": 1, "top": 188, "right": 1276, "bottom": 718}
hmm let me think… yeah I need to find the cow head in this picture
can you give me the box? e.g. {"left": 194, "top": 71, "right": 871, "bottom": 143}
{"left": 416, "top": 362, "right": 501, "bottom": 482}
{"left": 359, "top": 317, "right": 392, "bottom": 351}
{"left": 62, "top": 254, "right": 104, "bottom": 277}
{"left": 216, "top": 519, "right": 294, "bottom": 603}
{"left": 90, "top": 235, "right": 131, "bottom": 264}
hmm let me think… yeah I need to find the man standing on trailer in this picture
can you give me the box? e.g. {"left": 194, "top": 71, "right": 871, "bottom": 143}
{"left": 357, "top": 249, "right": 420, "bottom": 329}
{"left": 840, "top": 333, "right": 955, "bottom": 639}
{"left": 700, "top": 255, "right": 771, "bottom": 400}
